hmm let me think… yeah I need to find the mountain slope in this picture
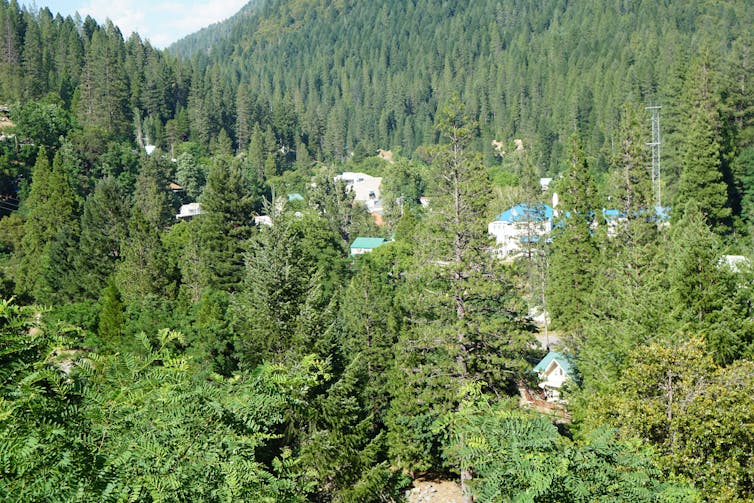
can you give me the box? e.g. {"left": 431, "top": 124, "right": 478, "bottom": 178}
{"left": 170, "top": 0, "right": 753, "bottom": 175}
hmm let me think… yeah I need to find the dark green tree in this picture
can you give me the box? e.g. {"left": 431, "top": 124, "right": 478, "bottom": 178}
{"left": 17, "top": 146, "right": 79, "bottom": 300}
{"left": 76, "top": 177, "right": 130, "bottom": 298}
{"left": 673, "top": 55, "right": 731, "bottom": 232}
{"left": 233, "top": 210, "right": 344, "bottom": 368}
{"left": 546, "top": 135, "right": 600, "bottom": 338}
{"left": 134, "top": 153, "right": 175, "bottom": 229}
{"left": 11, "top": 98, "right": 73, "bottom": 151}
{"left": 194, "top": 156, "right": 257, "bottom": 292}
{"left": 174, "top": 151, "right": 206, "bottom": 200}
{"left": 76, "top": 22, "right": 130, "bottom": 138}
{"left": 115, "top": 206, "right": 172, "bottom": 303}
{"left": 97, "top": 279, "right": 125, "bottom": 348}
{"left": 387, "top": 100, "right": 532, "bottom": 497}
{"left": 667, "top": 202, "right": 752, "bottom": 364}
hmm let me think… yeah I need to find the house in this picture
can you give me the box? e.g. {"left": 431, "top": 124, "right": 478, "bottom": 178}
{"left": 287, "top": 193, "right": 304, "bottom": 202}
{"left": 254, "top": 215, "right": 273, "bottom": 226}
{"left": 488, "top": 203, "right": 553, "bottom": 258}
{"left": 335, "top": 172, "right": 383, "bottom": 212}
{"left": 533, "top": 351, "right": 575, "bottom": 402}
{"left": 350, "top": 237, "right": 387, "bottom": 256}
{"left": 175, "top": 202, "right": 202, "bottom": 219}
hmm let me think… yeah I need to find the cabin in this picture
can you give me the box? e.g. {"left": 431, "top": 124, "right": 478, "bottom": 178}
{"left": 175, "top": 202, "right": 203, "bottom": 219}
{"left": 350, "top": 237, "right": 386, "bottom": 256}
{"left": 533, "top": 351, "right": 575, "bottom": 403}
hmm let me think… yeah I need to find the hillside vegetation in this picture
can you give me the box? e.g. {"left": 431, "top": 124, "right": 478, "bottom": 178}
{"left": 0, "top": 0, "right": 753, "bottom": 501}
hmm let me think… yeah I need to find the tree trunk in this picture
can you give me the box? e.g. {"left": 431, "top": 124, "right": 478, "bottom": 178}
{"left": 460, "top": 467, "right": 473, "bottom": 503}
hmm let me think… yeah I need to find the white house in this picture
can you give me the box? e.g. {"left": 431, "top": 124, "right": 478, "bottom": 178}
{"left": 335, "top": 172, "right": 383, "bottom": 212}
{"left": 488, "top": 203, "right": 553, "bottom": 258}
{"left": 533, "top": 351, "right": 575, "bottom": 402}
{"left": 175, "top": 202, "right": 203, "bottom": 219}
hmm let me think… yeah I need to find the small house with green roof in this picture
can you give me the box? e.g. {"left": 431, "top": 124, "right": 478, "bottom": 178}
{"left": 350, "top": 237, "right": 386, "bottom": 256}
{"left": 533, "top": 351, "right": 575, "bottom": 402}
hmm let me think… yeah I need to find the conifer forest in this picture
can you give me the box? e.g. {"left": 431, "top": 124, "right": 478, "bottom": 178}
{"left": 1, "top": 0, "right": 753, "bottom": 501}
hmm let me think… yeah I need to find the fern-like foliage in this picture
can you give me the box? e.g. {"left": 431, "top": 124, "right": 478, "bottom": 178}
{"left": 436, "top": 383, "right": 699, "bottom": 502}
{"left": 0, "top": 298, "right": 333, "bottom": 502}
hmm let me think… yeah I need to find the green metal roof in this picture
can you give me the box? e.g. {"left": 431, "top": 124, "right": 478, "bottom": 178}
{"left": 350, "top": 237, "right": 387, "bottom": 249}
{"left": 533, "top": 351, "right": 575, "bottom": 377}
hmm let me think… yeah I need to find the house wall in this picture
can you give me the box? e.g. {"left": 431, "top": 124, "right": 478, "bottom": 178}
{"left": 488, "top": 220, "right": 551, "bottom": 258}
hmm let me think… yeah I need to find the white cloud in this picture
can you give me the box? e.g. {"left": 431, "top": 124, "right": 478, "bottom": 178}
{"left": 78, "top": 0, "right": 146, "bottom": 39}
{"left": 163, "top": 0, "right": 248, "bottom": 33}
{"left": 68, "top": 0, "right": 248, "bottom": 48}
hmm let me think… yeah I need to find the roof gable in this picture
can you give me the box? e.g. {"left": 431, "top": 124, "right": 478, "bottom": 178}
{"left": 533, "top": 351, "right": 575, "bottom": 377}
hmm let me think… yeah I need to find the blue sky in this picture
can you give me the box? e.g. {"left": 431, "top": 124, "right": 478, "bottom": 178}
{"left": 28, "top": 0, "right": 249, "bottom": 48}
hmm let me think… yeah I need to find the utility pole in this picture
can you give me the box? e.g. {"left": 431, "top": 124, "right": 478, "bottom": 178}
{"left": 646, "top": 105, "right": 662, "bottom": 208}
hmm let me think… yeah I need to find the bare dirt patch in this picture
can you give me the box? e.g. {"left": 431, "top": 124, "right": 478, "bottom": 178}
{"left": 406, "top": 479, "right": 462, "bottom": 503}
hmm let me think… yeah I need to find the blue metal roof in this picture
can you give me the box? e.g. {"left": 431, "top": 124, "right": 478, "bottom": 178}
{"left": 533, "top": 351, "right": 575, "bottom": 377}
{"left": 654, "top": 206, "right": 670, "bottom": 221}
{"left": 496, "top": 203, "right": 553, "bottom": 223}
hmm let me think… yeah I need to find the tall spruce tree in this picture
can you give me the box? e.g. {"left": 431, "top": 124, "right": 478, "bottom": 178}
{"left": 546, "top": 135, "right": 600, "bottom": 338}
{"left": 233, "top": 210, "right": 343, "bottom": 368}
{"left": 674, "top": 54, "right": 731, "bottom": 232}
{"left": 668, "top": 202, "right": 751, "bottom": 364}
{"left": 17, "top": 147, "right": 79, "bottom": 300}
{"left": 76, "top": 177, "right": 130, "bottom": 299}
{"left": 115, "top": 206, "right": 171, "bottom": 303}
{"left": 193, "top": 156, "right": 258, "bottom": 292}
{"left": 133, "top": 154, "right": 175, "bottom": 229}
{"left": 386, "top": 100, "right": 532, "bottom": 499}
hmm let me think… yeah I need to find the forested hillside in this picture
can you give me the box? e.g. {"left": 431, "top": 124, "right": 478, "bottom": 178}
{"left": 1, "top": 0, "right": 754, "bottom": 501}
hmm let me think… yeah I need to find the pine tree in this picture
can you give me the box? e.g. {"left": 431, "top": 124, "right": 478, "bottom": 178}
{"left": 546, "top": 135, "right": 600, "bottom": 338}
{"left": 233, "top": 210, "right": 344, "bottom": 368}
{"left": 133, "top": 154, "right": 175, "bottom": 229}
{"left": 387, "top": 100, "right": 532, "bottom": 498}
{"left": 17, "top": 147, "right": 79, "bottom": 300}
{"left": 674, "top": 54, "right": 731, "bottom": 232}
{"left": 76, "top": 177, "right": 130, "bottom": 299}
{"left": 76, "top": 23, "right": 130, "bottom": 138}
{"left": 115, "top": 206, "right": 171, "bottom": 303}
{"left": 174, "top": 152, "right": 206, "bottom": 200}
{"left": 194, "top": 156, "right": 257, "bottom": 292}
{"left": 98, "top": 278, "right": 125, "bottom": 347}
{"left": 668, "top": 202, "right": 750, "bottom": 364}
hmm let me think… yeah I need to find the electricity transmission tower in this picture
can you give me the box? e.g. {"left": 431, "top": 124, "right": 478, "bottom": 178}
{"left": 646, "top": 105, "right": 661, "bottom": 208}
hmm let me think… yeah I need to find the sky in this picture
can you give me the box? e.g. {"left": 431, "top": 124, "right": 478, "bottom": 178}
{"left": 27, "top": 0, "right": 249, "bottom": 48}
